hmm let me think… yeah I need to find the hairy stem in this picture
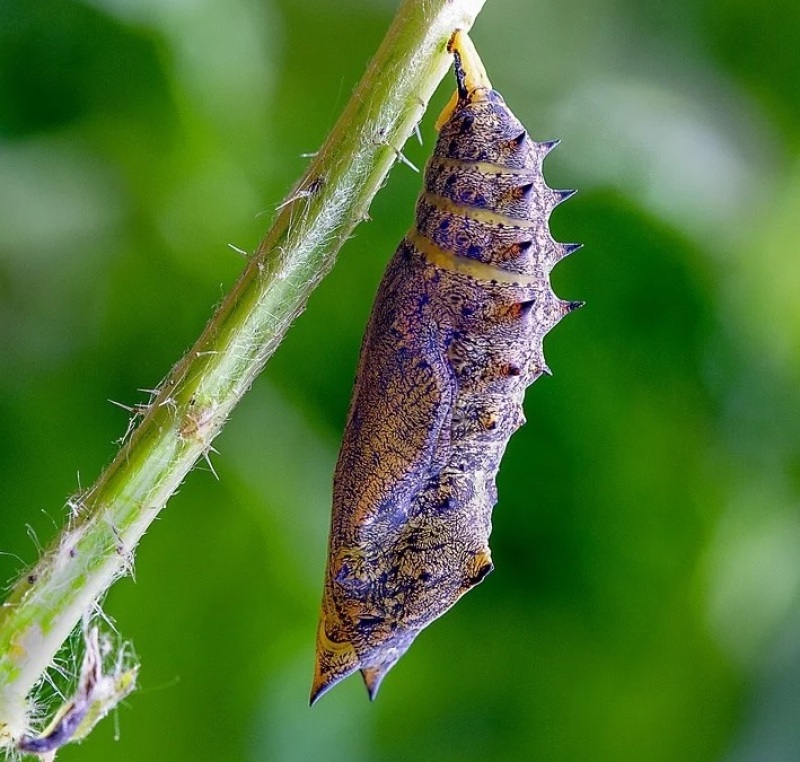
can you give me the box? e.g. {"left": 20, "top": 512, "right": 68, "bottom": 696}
{"left": 0, "top": 0, "right": 487, "bottom": 746}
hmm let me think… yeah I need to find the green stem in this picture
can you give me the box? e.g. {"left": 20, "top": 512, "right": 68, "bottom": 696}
{"left": 0, "top": 0, "right": 487, "bottom": 746}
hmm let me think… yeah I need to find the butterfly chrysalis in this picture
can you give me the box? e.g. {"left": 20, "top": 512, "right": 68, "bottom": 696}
{"left": 311, "top": 30, "right": 581, "bottom": 704}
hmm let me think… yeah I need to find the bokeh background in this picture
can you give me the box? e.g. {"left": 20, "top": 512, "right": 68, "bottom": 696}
{"left": 1, "top": 0, "right": 799, "bottom": 759}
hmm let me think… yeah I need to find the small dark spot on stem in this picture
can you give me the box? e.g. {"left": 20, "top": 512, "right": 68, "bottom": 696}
{"left": 306, "top": 175, "right": 325, "bottom": 195}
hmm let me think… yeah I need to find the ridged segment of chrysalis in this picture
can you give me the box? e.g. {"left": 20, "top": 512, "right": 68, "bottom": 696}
{"left": 311, "top": 30, "right": 581, "bottom": 704}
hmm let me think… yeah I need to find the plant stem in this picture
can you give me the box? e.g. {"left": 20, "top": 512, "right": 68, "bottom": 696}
{"left": 0, "top": 0, "right": 487, "bottom": 746}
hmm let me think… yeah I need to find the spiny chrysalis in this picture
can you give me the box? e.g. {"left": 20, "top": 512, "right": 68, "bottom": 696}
{"left": 311, "top": 30, "right": 581, "bottom": 704}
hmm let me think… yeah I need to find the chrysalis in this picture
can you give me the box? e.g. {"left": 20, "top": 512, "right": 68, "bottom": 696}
{"left": 311, "top": 30, "right": 581, "bottom": 704}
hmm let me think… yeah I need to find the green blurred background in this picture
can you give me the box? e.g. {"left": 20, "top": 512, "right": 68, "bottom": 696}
{"left": 1, "top": 0, "right": 799, "bottom": 759}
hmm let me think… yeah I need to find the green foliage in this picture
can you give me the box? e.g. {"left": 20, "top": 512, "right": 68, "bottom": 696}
{"left": 1, "top": 0, "right": 798, "bottom": 759}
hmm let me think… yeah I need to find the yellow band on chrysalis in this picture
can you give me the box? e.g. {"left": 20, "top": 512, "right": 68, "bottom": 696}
{"left": 407, "top": 229, "right": 538, "bottom": 286}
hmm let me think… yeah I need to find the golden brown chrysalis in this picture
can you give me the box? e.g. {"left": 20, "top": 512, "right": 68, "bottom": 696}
{"left": 311, "top": 30, "right": 581, "bottom": 704}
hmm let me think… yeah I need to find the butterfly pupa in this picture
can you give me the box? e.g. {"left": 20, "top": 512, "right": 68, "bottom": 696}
{"left": 311, "top": 29, "right": 581, "bottom": 705}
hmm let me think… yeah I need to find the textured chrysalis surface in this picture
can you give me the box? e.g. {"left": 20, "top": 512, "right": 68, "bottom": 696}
{"left": 311, "top": 31, "right": 581, "bottom": 704}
